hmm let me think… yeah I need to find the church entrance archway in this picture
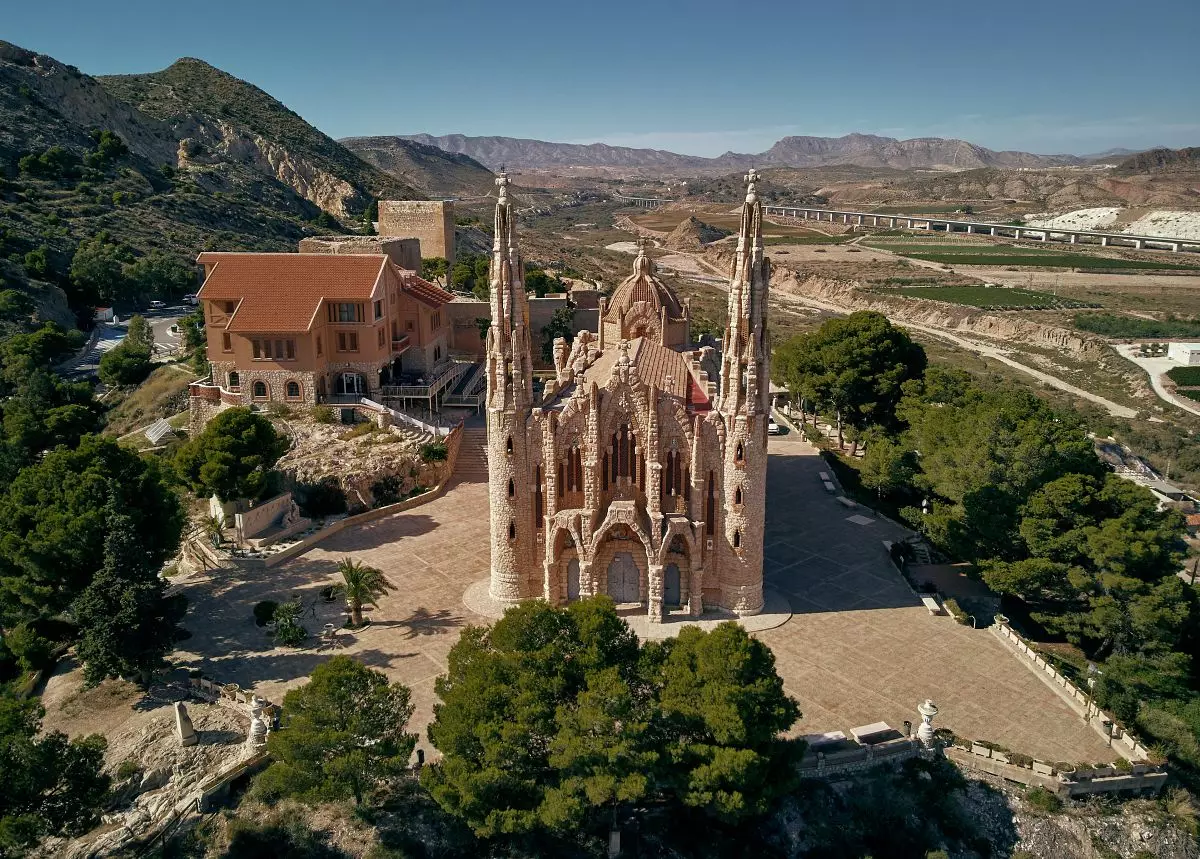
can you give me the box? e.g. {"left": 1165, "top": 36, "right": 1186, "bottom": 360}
{"left": 607, "top": 552, "right": 639, "bottom": 604}
{"left": 567, "top": 559, "right": 580, "bottom": 602}
{"left": 664, "top": 563, "right": 681, "bottom": 607}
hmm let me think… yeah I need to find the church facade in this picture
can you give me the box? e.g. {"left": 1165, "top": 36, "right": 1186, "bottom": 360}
{"left": 484, "top": 170, "right": 771, "bottom": 622}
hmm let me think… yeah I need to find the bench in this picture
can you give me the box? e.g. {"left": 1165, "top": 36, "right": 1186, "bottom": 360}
{"left": 921, "top": 596, "right": 943, "bottom": 615}
{"left": 850, "top": 721, "right": 898, "bottom": 745}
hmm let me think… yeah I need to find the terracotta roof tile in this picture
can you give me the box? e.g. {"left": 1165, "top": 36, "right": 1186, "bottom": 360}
{"left": 402, "top": 272, "right": 454, "bottom": 307}
{"left": 580, "top": 337, "right": 709, "bottom": 410}
{"left": 196, "top": 253, "right": 387, "bottom": 333}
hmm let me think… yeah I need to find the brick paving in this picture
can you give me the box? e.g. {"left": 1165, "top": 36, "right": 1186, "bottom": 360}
{"left": 175, "top": 432, "right": 1115, "bottom": 763}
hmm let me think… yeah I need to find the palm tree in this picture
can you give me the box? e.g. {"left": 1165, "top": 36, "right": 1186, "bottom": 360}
{"left": 202, "top": 515, "right": 225, "bottom": 548}
{"left": 337, "top": 557, "right": 391, "bottom": 626}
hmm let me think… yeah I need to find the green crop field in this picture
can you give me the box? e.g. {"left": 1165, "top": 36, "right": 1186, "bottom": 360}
{"left": 764, "top": 234, "right": 854, "bottom": 245}
{"left": 1167, "top": 366, "right": 1200, "bottom": 386}
{"left": 862, "top": 243, "right": 1057, "bottom": 255}
{"left": 885, "top": 284, "right": 1096, "bottom": 309}
{"left": 896, "top": 251, "right": 1200, "bottom": 271}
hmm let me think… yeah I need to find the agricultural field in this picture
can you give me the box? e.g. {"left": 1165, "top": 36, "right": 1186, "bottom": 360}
{"left": 1167, "top": 366, "right": 1200, "bottom": 386}
{"left": 861, "top": 239, "right": 1200, "bottom": 271}
{"left": 881, "top": 284, "right": 1096, "bottom": 310}
{"left": 1073, "top": 313, "right": 1200, "bottom": 339}
{"left": 1178, "top": 389, "right": 1200, "bottom": 403}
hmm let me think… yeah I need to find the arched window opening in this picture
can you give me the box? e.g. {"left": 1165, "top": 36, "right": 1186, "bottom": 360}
{"left": 734, "top": 486, "right": 743, "bottom": 506}
{"left": 534, "top": 465, "right": 544, "bottom": 525}
{"left": 735, "top": 442, "right": 745, "bottom": 464}
{"left": 252, "top": 380, "right": 268, "bottom": 399}
{"left": 733, "top": 530, "right": 741, "bottom": 549}
{"left": 508, "top": 521, "right": 516, "bottom": 541}
{"left": 228, "top": 371, "right": 240, "bottom": 389}
{"left": 285, "top": 380, "right": 301, "bottom": 399}
{"left": 506, "top": 436, "right": 513, "bottom": 455}
{"left": 705, "top": 472, "right": 716, "bottom": 536}
{"left": 609, "top": 424, "right": 638, "bottom": 483}
{"left": 556, "top": 461, "right": 564, "bottom": 496}
{"left": 602, "top": 452, "right": 610, "bottom": 491}
{"left": 508, "top": 478, "right": 515, "bottom": 498}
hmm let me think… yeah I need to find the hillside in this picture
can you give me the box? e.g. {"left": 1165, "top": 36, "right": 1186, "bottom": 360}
{"left": 340, "top": 135, "right": 494, "bottom": 197}
{"left": 403, "top": 131, "right": 1085, "bottom": 174}
{"left": 1116, "top": 146, "right": 1200, "bottom": 174}
{"left": 97, "top": 58, "right": 419, "bottom": 217}
{"left": 0, "top": 40, "right": 395, "bottom": 328}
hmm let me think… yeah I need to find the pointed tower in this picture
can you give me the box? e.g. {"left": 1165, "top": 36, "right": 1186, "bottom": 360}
{"left": 716, "top": 169, "right": 769, "bottom": 615}
{"left": 486, "top": 173, "right": 535, "bottom": 603}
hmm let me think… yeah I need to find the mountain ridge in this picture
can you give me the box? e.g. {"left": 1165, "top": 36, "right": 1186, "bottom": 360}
{"left": 339, "top": 136, "right": 495, "bottom": 196}
{"left": 391, "top": 131, "right": 1092, "bottom": 173}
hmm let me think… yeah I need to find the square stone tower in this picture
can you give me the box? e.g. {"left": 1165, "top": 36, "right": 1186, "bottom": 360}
{"left": 377, "top": 200, "right": 455, "bottom": 268}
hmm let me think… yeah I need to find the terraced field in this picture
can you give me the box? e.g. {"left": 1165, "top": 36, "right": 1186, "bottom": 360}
{"left": 861, "top": 240, "right": 1200, "bottom": 271}
{"left": 882, "top": 284, "right": 1096, "bottom": 310}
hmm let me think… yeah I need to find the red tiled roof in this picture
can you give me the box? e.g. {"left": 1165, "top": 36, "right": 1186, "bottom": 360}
{"left": 401, "top": 272, "right": 454, "bottom": 307}
{"left": 1186, "top": 513, "right": 1200, "bottom": 527}
{"left": 581, "top": 337, "right": 710, "bottom": 410}
{"left": 196, "top": 253, "right": 387, "bottom": 333}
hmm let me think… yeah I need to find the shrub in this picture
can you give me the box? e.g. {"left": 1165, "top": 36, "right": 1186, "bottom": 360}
{"left": 420, "top": 441, "right": 447, "bottom": 462}
{"left": 296, "top": 479, "right": 347, "bottom": 518}
{"left": 272, "top": 601, "right": 306, "bottom": 646}
{"left": 1025, "top": 786, "right": 1063, "bottom": 813}
{"left": 371, "top": 474, "right": 405, "bottom": 507}
{"left": 311, "top": 405, "right": 335, "bottom": 424}
{"left": 943, "top": 598, "right": 966, "bottom": 623}
{"left": 98, "top": 343, "right": 152, "bottom": 386}
{"left": 7, "top": 623, "right": 54, "bottom": 673}
{"left": 116, "top": 759, "right": 141, "bottom": 781}
{"left": 253, "top": 600, "right": 279, "bottom": 627}
{"left": 339, "top": 421, "right": 376, "bottom": 441}
{"left": 265, "top": 402, "right": 292, "bottom": 418}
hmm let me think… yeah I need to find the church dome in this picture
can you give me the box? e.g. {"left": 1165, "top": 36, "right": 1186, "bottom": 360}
{"left": 602, "top": 238, "right": 688, "bottom": 347}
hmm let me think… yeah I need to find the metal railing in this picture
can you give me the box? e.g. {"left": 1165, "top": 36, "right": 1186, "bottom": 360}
{"left": 360, "top": 398, "right": 452, "bottom": 437}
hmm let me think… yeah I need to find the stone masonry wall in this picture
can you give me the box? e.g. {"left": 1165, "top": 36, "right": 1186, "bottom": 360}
{"left": 378, "top": 201, "right": 455, "bottom": 268}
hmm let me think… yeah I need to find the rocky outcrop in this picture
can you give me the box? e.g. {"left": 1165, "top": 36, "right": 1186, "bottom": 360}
{"left": 275, "top": 419, "right": 450, "bottom": 512}
{"left": 769, "top": 267, "right": 1108, "bottom": 359}
{"left": 664, "top": 216, "right": 730, "bottom": 250}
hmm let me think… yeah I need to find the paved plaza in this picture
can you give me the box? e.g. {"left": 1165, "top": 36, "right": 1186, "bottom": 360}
{"left": 175, "top": 432, "right": 1115, "bottom": 763}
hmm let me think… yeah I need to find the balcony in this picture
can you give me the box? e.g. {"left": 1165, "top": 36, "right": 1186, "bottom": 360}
{"left": 391, "top": 334, "right": 411, "bottom": 354}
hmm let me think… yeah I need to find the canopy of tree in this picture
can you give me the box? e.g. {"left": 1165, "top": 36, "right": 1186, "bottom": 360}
{"left": 0, "top": 434, "right": 183, "bottom": 624}
{"left": 255, "top": 656, "right": 417, "bottom": 805}
{"left": 423, "top": 598, "right": 800, "bottom": 837}
{"left": 0, "top": 694, "right": 110, "bottom": 855}
{"left": 174, "top": 407, "right": 289, "bottom": 501}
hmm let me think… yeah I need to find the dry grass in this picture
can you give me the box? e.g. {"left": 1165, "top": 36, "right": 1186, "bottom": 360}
{"left": 104, "top": 364, "right": 193, "bottom": 437}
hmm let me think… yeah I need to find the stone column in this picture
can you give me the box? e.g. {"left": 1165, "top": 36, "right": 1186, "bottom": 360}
{"left": 578, "top": 561, "right": 594, "bottom": 597}
{"left": 687, "top": 565, "right": 704, "bottom": 617}
{"left": 1101, "top": 235, "right": 1110, "bottom": 246}
{"left": 647, "top": 563, "right": 664, "bottom": 623}
{"left": 1069, "top": 233, "right": 1078, "bottom": 244}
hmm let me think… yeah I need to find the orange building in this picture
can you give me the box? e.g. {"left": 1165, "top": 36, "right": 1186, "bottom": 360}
{"left": 194, "top": 252, "right": 454, "bottom": 407}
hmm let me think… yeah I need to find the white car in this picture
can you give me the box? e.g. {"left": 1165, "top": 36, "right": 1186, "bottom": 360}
{"left": 768, "top": 419, "right": 782, "bottom": 435}
{"left": 148, "top": 300, "right": 165, "bottom": 310}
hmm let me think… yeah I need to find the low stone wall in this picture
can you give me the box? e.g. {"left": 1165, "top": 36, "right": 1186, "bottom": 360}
{"left": 945, "top": 745, "right": 1167, "bottom": 798}
{"left": 992, "top": 621, "right": 1152, "bottom": 762}
{"left": 798, "top": 737, "right": 928, "bottom": 779}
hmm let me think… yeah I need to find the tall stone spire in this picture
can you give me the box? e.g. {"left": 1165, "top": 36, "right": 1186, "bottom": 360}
{"left": 719, "top": 168, "right": 770, "bottom": 417}
{"left": 486, "top": 172, "right": 535, "bottom": 604}
{"left": 486, "top": 172, "right": 533, "bottom": 411}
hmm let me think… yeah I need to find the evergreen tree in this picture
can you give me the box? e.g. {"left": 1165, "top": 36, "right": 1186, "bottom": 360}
{"left": 174, "top": 407, "right": 289, "bottom": 501}
{"left": 72, "top": 504, "right": 186, "bottom": 687}
{"left": 254, "top": 656, "right": 416, "bottom": 805}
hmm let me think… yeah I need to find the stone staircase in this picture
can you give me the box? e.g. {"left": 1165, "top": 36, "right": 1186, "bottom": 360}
{"left": 454, "top": 427, "right": 489, "bottom": 482}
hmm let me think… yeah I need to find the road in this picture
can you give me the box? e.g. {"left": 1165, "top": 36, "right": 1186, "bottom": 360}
{"left": 62, "top": 305, "right": 187, "bottom": 379}
{"left": 1112, "top": 344, "right": 1200, "bottom": 418}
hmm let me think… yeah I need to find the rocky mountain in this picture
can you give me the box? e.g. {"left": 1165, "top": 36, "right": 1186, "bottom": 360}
{"left": 401, "top": 131, "right": 1084, "bottom": 174}
{"left": 664, "top": 216, "right": 730, "bottom": 251}
{"left": 339, "top": 136, "right": 494, "bottom": 197}
{"left": 96, "top": 57, "right": 419, "bottom": 217}
{"left": 401, "top": 133, "right": 711, "bottom": 172}
{"left": 1116, "top": 147, "right": 1200, "bottom": 174}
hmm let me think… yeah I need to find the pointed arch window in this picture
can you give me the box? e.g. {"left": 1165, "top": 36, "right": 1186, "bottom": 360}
{"left": 534, "top": 465, "right": 544, "bottom": 526}
{"left": 735, "top": 441, "right": 745, "bottom": 465}
{"left": 508, "top": 521, "right": 516, "bottom": 541}
{"left": 508, "top": 478, "right": 515, "bottom": 498}
{"left": 733, "top": 529, "right": 741, "bottom": 549}
{"left": 734, "top": 485, "right": 743, "bottom": 506}
{"left": 506, "top": 436, "right": 513, "bottom": 455}
{"left": 609, "top": 423, "right": 638, "bottom": 483}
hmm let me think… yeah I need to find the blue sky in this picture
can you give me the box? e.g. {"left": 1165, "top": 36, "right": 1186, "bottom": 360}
{"left": 7, "top": 0, "right": 1199, "bottom": 156}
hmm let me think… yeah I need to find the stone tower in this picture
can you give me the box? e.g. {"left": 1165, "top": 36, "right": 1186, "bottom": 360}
{"left": 716, "top": 169, "right": 770, "bottom": 614}
{"left": 486, "top": 173, "right": 536, "bottom": 603}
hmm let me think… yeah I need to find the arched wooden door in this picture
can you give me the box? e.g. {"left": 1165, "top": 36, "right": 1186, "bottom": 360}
{"left": 664, "top": 563, "right": 681, "bottom": 607}
{"left": 606, "top": 552, "right": 639, "bottom": 604}
{"left": 567, "top": 559, "right": 580, "bottom": 602}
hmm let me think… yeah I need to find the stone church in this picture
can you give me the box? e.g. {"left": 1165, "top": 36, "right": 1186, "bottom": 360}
{"left": 485, "top": 170, "right": 771, "bottom": 622}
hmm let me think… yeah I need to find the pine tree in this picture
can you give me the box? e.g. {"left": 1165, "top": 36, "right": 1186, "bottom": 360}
{"left": 72, "top": 503, "right": 186, "bottom": 687}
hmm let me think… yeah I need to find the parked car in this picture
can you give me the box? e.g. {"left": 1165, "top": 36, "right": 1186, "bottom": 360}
{"left": 183, "top": 293, "right": 199, "bottom": 305}
{"left": 149, "top": 300, "right": 166, "bottom": 310}
{"left": 768, "top": 419, "right": 782, "bottom": 435}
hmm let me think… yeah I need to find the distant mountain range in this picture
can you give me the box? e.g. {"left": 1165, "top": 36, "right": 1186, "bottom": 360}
{"left": 339, "top": 136, "right": 494, "bottom": 196}
{"left": 393, "top": 132, "right": 1115, "bottom": 173}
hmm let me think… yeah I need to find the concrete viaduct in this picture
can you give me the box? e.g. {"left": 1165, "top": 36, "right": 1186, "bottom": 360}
{"left": 763, "top": 206, "right": 1200, "bottom": 253}
{"left": 611, "top": 193, "right": 1199, "bottom": 253}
